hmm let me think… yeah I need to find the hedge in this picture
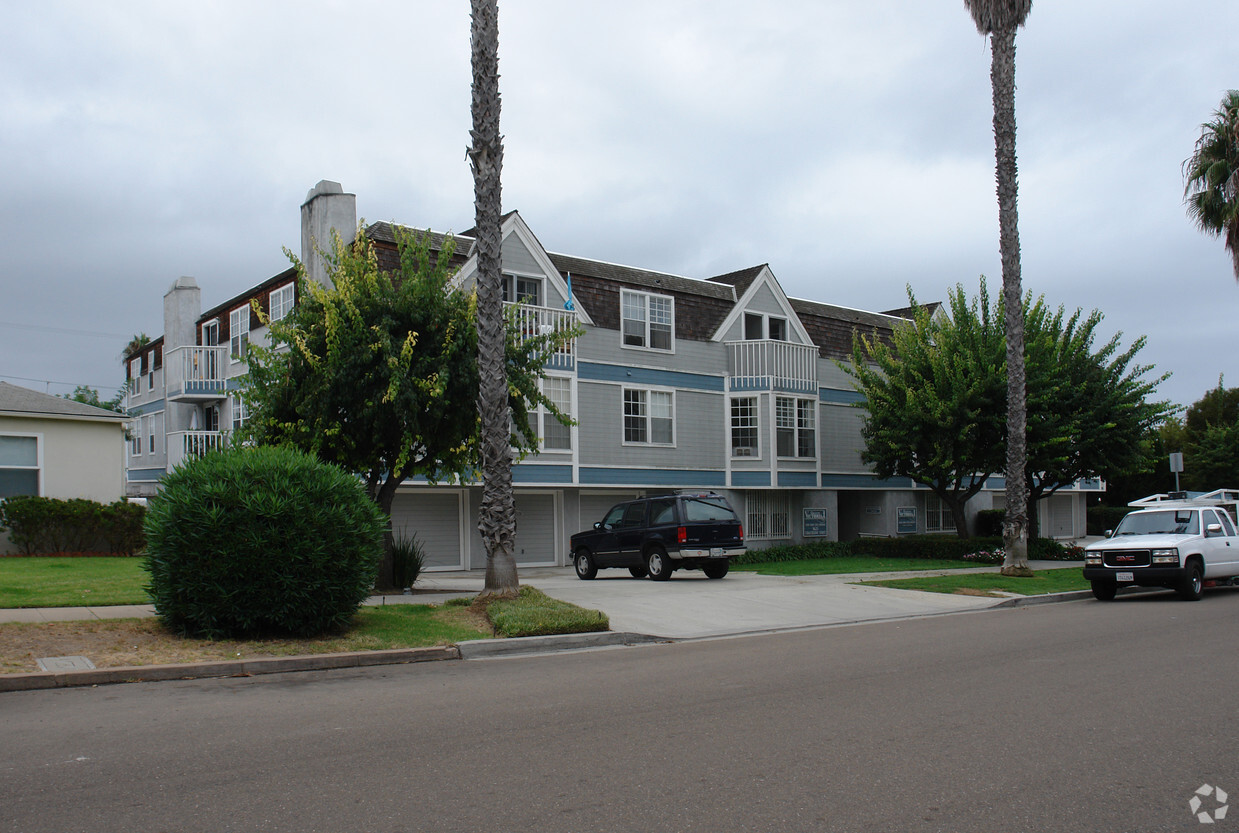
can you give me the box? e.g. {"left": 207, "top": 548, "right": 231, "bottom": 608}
{"left": 0, "top": 496, "right": 146, "bottom": 556}
{"left": 1088, "top": 505, "right": 1133, "bottom": 536}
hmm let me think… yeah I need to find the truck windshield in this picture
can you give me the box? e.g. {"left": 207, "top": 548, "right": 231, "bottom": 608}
{"left": 1114, "top": 510, "right": 1199, "bottom": 536}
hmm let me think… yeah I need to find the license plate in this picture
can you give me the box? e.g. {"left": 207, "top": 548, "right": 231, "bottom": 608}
{"left": 1116, "top": 572, "right": 1134, "bottom": 582}
{"left": 710, "top": 548, "right": 725, "bottom": 557}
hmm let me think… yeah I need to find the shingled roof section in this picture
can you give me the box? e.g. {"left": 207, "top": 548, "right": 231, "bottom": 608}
{"left": 706, "top": 265, "right": 767, "bottom": 298}
{"left": 548, "top": 252, "right": 736, "bottom": 341}
{"left": 0, "top": 382, "right": 128, "bottom": 422}
{"left": 365, "top": 222, "right": 472, "bottom": 276}
{"left": 789, "top": 298, "right": 906, "bottom": 360}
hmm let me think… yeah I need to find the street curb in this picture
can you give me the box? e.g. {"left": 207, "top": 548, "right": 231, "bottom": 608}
{"left": 0, "top": 645, "right": 459, "bottom": 693}
{"left": 457, "top": 631, "right": 665, "bottom": 659}
{"left": 992, "top": 585, "right": 1162, "bottom": 608}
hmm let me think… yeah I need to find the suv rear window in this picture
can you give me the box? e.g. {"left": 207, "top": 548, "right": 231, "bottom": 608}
{"left": 683, "top": 498, "right": 738, "bottom": 522}
{"left": 648, "top": 499, "right": 677, "bottom": 525}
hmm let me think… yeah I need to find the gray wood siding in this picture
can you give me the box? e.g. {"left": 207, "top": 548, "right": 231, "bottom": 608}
{"left": 821, "top": 403, "right": 867, "bottom": 472}
{"left": 577, "top": 326, "right": 729, "bottom": 375}
{"left": 391, "top": 491, "right": 463, "bottom": 569}
{"left": 577, "top": 380, "right": 723, "bottom": 470}
{"left": 501, "top": 235, "right": 541, "bottom": 276}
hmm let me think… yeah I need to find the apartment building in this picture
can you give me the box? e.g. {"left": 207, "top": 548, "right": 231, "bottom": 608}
{"left": 123, "top": 180, "right": 1096, "bottom": 568}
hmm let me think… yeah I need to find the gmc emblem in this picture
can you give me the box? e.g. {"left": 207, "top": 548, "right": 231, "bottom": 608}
{"left": 1115, "top": 554, "right": 1136, "bottom": 562}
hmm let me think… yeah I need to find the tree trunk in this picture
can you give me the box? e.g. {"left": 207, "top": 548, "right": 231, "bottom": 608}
{"left": 371, "top": 475, "right": 402, "bottom": 592}
{"left": 945, "top": 496, "right": 971, "bottom": 539}
{"left": 991, "top": 26, "right": 1032, "bottom": 578}
{"left": 469, "top": 0, "right": 518, "bottom": 599}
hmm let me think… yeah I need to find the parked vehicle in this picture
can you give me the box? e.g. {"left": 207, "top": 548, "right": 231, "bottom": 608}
{"left": 1083, "top": 492, "right": 1239, "bottom": 601}
{"left": 570, "top": 492, "right": 746, "bottom": 581}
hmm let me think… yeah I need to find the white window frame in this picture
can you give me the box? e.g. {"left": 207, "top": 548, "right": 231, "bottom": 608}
{"left": 502, "top": 274, "right": 543, "bottom": 306}
{"left": 539, "top": 376, "right": 572, "bottom": 451}
{"left": 231, "top": 395, "right": 249, "bottom": 432}
{"left": 269, "top": 283, "right": 295, "bottom": 322}
{"left": 924, "top": 493, "right": 956, "bottom": 533}
{"left": 622, "top": 387, "right": 675, "bottom": 446}
{"left": 0, "top": 433, "right": 42, "bottom": 498}
{"left": 147, "top": 415, "right": 155, "bottom": 455}
{"left": 229, "top": 306, "right": 250, "bottom": 362}
{"left": 776, "top": 396, "right": 816, "bottom": 459}
{"left": 620, "top": 289, "right": 674, "bottom": 352}
{"left": 201, "top": 318, "right": 220, "bottom": 346}
{"left": 730, "top": 396, "right": 759, "bottom": 458}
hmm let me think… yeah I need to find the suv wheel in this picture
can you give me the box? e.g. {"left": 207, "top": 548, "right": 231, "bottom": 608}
{"left": 646, "top": 547, "right": 673, "bottom": 581}
{"left": 628, "top": 566, "right": 648, "bottom": 579}
{"left": 703, "top": 561, "right": 729, "bottom": 580}
{"left": 574, "top": 549, "right": 598, "bottom": 581}
{"left": 1177, "top": 561, "right": 1204, "bottom": 601}
{"left": 1090, "top": 580, "right": 1117, "bottom": 601}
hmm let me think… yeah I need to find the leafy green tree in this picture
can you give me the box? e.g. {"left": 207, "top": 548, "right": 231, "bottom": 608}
{"left": 1179, "top": 380, "right": 1239, "bottom": 489}
{"left": 62, "top": 385, "right": 125, "bottom": 413}
{"left": 1022, "top": 302, "right": 1172, "bottom": 535}
{"left": 964, "top": 0, "right": 1034, "bottom": 575}
{"left": 844, "top": 282, "right": 1006, "bottom": 537}
{"left": 240, "top": 225, "right": 572, "bottom": 588}
{"left": 1184, "top": 90, "right": 1239, "bottom": 279}
{"left": 469, "top": 0, "right": 516, "bottom": 598}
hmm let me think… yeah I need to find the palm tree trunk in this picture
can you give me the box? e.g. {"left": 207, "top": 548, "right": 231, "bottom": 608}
{"left": 469, "top": 0, "right": 519, "bottom": 598}
{"left": 991, "top": 27, "right": 1032, "bottom": 577}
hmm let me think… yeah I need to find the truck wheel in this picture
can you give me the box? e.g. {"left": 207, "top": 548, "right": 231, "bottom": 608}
{"left": 628, "top": 566, "right": 648, "bottom": 579}
{"left": 1177, "top": 561, "right": 1204, "bottom": 601}
{"left": 646, "top": 547, "right": 673, "bottom": 581}
{"left": 574, "top": 549, "right": 598, "bottom": 581}
{"left": 1090, "top": 580, "right": 1117, "bottom": 601}
{"left": 703, "top": 561, "right": 729, "bottom": 579}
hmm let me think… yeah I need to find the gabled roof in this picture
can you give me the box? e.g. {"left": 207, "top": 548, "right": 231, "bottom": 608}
{"left": 0, "top": 382, "right": 128, "bottom": 423}
{"left": 707, "top": 265, "right": 767, "bottom": 298}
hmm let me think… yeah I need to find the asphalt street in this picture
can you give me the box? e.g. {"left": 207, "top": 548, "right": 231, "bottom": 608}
{"left": 4, "top": 589, "right": 1238, "bottom": 832}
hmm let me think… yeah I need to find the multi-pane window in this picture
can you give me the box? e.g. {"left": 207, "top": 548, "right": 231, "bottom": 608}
{"left": 924, "top": 493, "right": 956, "bottom": 533}
{"left": 0, "top": 435, "right": 39, "bottom": 498}
{"left": 147, "top": 416, "right": 156, "bottom": 455}
{"left": 776, "top": 397, "right": 816, "bottom": 458}
{"left": 502, "top": 275, "right": 542, "bottom": 306}
{"left": 621, "top": 290, "right": 673, "bottom": 351}
{"left": 623, "top": 389, "right": 673, "bottom": 445}
{"left": 743, "top": 313, "right": 788, "bottom": 341}
{"left": 130, "top": 419, "right": 143, "bottom": 456}
{"left": 229, "top": 306, "right": 250, "bottom": 361}
{"left": 731, "top": 397, "right": 758, "bottom": 457}
{"left": 269, "top": 283, "right": 295, "bottom": 322}
{"left": 541, "top": 376, "right": 572, "bottom": 450}
{"left": 231, "top": 395, "right": 249, "bottom": 432}
{"left": 745, "top": 491, "right": 791, "bottom": 540}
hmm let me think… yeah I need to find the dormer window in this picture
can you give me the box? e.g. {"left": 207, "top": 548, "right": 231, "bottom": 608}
{"left": 621, "top": 289, "right": 673, "bottom": 351}
{"left": 270, "top": 282, "right": 295, "bottom": 322}
{"left": 502, "top": 274, "right": 542, "bottom": 306}
{"left": 744, "top": 312, "right": 787, "bottom": 341}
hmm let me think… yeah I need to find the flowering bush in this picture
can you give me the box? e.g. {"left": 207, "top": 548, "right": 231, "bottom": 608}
{"left": 960, "top": 549, "right": 1004, "bottom": 564}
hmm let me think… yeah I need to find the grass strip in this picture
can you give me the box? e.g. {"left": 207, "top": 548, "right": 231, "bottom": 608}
{"left": 860, "top": 567, "right": 1089, "bottom": 597}
{"left": 733, "top": 556, "right": 984, "bottom": 576}
{"left": 0, "top": 557, "right": 150, "bottom": 608}
{"left": 484, "top": 586, "right": 609, "bottom": 637}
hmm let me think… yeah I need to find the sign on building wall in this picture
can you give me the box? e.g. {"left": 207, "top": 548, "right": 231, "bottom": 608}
{"left": 802, "top": 508, "right": 828, "bottom": 537}
{"left": 897, "top": 506, "right": 917, "bottom": 535}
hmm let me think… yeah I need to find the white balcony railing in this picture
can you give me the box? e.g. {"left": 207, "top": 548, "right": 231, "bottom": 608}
{"left": 726, "top": 340, "right": 818, "bottom": 393}
{"left": 167, "top": 430, "right": 227, "bottom": 471}
{"left": 167, "top": 345, "right": 228, "bottom": 400}
{"left": 508, "top": 303, "right": 577, "bottom": 370}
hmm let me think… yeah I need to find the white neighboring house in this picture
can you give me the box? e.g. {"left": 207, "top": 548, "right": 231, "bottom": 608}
{"left": 0, "top": 381, "right": 129, "bottom": 554}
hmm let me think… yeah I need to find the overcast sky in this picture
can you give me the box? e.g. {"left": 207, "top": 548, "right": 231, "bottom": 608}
{"left": 2, "top": 0, "right": 1237, "bottom": 412}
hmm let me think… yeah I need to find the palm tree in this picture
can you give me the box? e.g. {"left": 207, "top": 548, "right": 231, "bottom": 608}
{"left": 1185, "top": 90, "right": 1239, "bottom": 280}
{"left": 963, "top": 0, "right": 1034, "bottom": 577}
{"left": 469, "top": 0, "right": 519, "bottom": 598}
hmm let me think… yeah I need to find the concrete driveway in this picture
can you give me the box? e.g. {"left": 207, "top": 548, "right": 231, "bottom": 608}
{"left": 416, "top": 563, "right": 1053, "bottom": 640}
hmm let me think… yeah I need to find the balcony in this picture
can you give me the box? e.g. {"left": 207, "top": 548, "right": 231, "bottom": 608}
{"left": 508, "top": 303, "right": 578, "bottom": 371}
{"left": 167, "top": 430, "right": 227, "bottom": 471}
{"left": 166, "top": 346, "right": 229, "bottom": 401}
{"left": 726, "top": 339, "right": 818, "bottom": 394}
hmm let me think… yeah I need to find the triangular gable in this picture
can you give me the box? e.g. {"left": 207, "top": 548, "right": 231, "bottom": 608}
{"left": 708, "top": 265, "right": 812, "bottom": 345}
{"left": 451, "top": 212, "right": 596, "bottom": 326}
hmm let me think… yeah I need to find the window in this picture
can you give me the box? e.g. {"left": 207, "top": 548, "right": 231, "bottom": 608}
{"left": 231, "top": 395, "right": 248, "bottom": 431}
{"left": 148, "top": 416, "right": 155, "bottom": 455}
{"left": 649, "top": 498, "right": 678, "bottom": 526}
{"left": 269, "top": 283, "right": 295, "bottom": 322}
{"left": 745, "top": 491, "right": 790, "bottom": 540}
{"left": 623, "top": 389, "right": 673, "bottom": 445}
{"left": 130, "top": 419, "right": 142, "bottom": 456}
{"left": 230, "top": 306, "right": 250, "bottom": 361}
{"left": 502, "top": 275, "right": 542, "bottom": 306}
{"left": 776, "top": 397, "right": 816, "bottom": 458}
{"left": 621, "top": 290, "right": 673, "bottom": 351}
{"left": 924, "top": 493, "right": 956, "bottom": 533}
{"left": 201, "top": 319, "right": 219, "bottom": 346}
{"left": 541, "top": 376, "right": 572, "bottom": 450}
{"left": 743, "top": 313, "right": 788, "bottom": 341}
{"left": 0, "top": 435, "right": 39, "bottom": 498}
{"left": 731, "top": 397, "right": 758, "bottom": 457}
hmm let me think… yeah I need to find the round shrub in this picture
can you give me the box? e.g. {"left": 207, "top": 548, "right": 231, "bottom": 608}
{"left": 144, "top": 445, "right": 385, "bottom": 638}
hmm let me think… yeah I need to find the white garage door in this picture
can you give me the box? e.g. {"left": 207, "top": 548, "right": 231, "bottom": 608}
{"left": 513, "top": 492, "right": 557, "bottom": 566}
{"left": 390, "top": 491, "right": 464, "bottom": 570}
{"left": 1047, "top": 494, "right": 1075, "bottom": 539}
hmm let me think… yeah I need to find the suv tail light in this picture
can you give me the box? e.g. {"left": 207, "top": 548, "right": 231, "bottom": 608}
{"left": 677, "top": 526, "right": 687, "bottom": 544}
{"left": 739, "top": 524, "right": 744, "bottom": 541}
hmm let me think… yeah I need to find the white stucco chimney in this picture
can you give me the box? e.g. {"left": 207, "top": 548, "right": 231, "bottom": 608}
{"left": 163, "top": 276, "right": 201, "bottom": 350}
{"left": 300, "top": 180, "right": 357, "bottom": 286}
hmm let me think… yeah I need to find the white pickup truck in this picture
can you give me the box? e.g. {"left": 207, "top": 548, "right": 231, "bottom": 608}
{"left": 1083, "top": 498, "right": 1239, "bottom": 601}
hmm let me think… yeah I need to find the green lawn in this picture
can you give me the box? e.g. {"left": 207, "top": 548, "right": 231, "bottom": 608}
{"left": 734, "top": 556, "right": 985, "bottom": 576}
{"left": 0, "top": 557, "right": 150, "bottom": 608}
{"left": 861, "top": 567, "right": 1089, "bottom": 596}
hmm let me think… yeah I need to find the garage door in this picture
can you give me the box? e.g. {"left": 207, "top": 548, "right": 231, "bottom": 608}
{"left": 390, "top": 491, "right": 464, "bottom": 570}
{"left": 1047, "top": 494, "right": 1075, "bottom": 539}
{"left": 513, "top": 492, "right": 557, "bottom": 566}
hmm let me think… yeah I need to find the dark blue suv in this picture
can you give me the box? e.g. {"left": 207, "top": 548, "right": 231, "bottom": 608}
{"left": 570, "top": 492, "right": 746, "bottom": 581}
